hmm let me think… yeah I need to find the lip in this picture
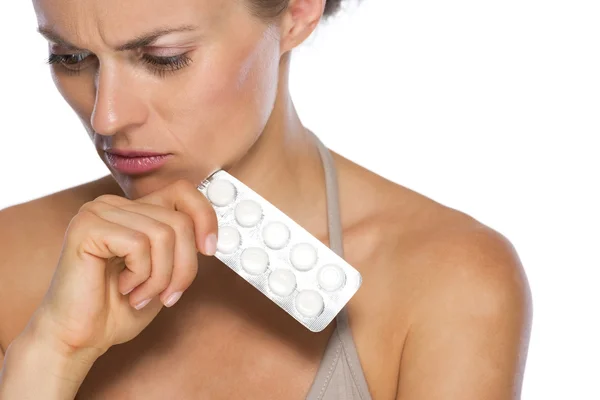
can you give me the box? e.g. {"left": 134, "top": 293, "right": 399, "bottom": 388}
{"left": 104, "top": 149, "right": 172, "bottom": 175}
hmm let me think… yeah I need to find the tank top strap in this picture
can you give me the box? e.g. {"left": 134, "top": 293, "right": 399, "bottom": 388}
{"left": 312, "top": 131, "right": 344, "bottom": 258}
{"left": 308, "top": 131, "right": 372, "bottom": 400}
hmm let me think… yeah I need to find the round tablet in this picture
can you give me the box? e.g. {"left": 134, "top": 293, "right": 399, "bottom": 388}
{"left": 207, "top": 179, "right": 236, "bottom": 207}
{"left": 290, "top": 243, "right": 317, "bottom": 271}
{"left": 240, "top": 247, "right": 269, "bottom": 275}
{"left": 262, "top": 222, "right": 290, "bottom": 250}
{"left": 295, "top": 290, "right": 324, "bottom": 318}
{"left": 216, "top": 226, "right": 241, "bottom": 254}
{"left": 234, "top": 200, "right": 263, "bottom": 228}
{"left": 317, "top": 264, "right": 346, "bottom": 292}
{"left": 268, "top": 269, "right": 296, "bottom": 297}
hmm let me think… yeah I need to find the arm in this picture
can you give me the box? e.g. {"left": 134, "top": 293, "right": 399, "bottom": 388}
{"left": 0, "top": 318, "right": 97, "bottom": 400}
{"left": 0, "top": 180, "right": 217, "bottom": 399}
{"left": 0, "top": 204, "right": 97, "bottom": 399}
{"left": 395, "top": 229, "right": 532, "bottom": 399}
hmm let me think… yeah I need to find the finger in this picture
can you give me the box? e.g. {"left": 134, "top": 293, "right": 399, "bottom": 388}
{"left": 93, "top": 194, "right": 131, "bottom": 206}
{"left": 65, "top": 210, "right": 152, "bottom": 296}
{"left": 98, "top": 201, "right": 199, "bottom": 307}
{"left": 95, "top": 192, "right": 201, "bottom": 306}
{"left": 137, "top": 179, "right": 218, "bottom": 257}
{"left": 80, "top": 201, "right": 176, "bottom": 309}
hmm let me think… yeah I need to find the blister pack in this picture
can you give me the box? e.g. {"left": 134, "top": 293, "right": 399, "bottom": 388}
{"left": 197, "top": 170, "right": 362, "bottom": 332}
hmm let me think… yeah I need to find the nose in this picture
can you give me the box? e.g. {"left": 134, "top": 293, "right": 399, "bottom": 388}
{"left": 91, "top": 66, "right": 148, "bottom": 136}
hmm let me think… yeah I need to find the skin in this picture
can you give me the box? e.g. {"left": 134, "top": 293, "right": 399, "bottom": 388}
{"left": 0, "top": 0, "right": 532, "bottom": 398}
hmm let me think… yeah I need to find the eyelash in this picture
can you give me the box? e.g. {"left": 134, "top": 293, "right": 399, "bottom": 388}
{"left": 46, "top": 52, "right": 193, "bottom": 77}
{"left": 142, "top": 54, "right": 193, "bottom": 77}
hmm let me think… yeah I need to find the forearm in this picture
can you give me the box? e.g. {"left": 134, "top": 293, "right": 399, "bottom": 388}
{"left": 0, "top": 325, "right": 96, "bottom": 400}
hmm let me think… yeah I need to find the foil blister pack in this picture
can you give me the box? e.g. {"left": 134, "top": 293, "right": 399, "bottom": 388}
{"left": 197, "top": 170, "right": 362, "bottom": 332}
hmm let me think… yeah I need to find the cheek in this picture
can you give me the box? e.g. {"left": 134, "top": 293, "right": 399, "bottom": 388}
{"left": 156, "top": 27, "right": 280, "bottom": 162}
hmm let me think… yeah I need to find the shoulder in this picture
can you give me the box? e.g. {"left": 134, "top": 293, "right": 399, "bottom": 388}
{"left": 354, "top": 174, "right": 531, "bottom": 335}
{"left": 399, "top": 219, "right": 532, "bottom": 329}
{"left": 389, "top": 211, "right": 532, "bottom": 397}
{"left": 391, "top": 219, "right": 532, "bottom": 398}
{"left": 391, "top": 199, "right": 531, "bottom": 328}
{"left": 337, "top": 155, "right": 531, "bottom": 325}
{"left": 338, "top": 158, "right": 531, "bottom": 398}
{"left": 0, "top": 176, "right": 122, "bottom": 349}
{"left": 0, "top": 176, "right": 121, "bottom": 259}
{"left": 339, "top": 159, "right": 531, "bottom": 397}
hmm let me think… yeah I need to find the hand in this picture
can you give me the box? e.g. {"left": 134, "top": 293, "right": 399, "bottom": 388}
{"left": 31, "top": 179, "right": 217, "bottom": 359}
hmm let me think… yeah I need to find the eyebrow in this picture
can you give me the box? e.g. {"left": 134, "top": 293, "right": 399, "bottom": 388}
{"left": 37, "top": 25, "right": 198, "bottom": 52}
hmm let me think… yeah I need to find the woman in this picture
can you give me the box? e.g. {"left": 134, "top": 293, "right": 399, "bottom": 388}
{"left": 0, "top": 0, "right": 532, "bottom": 398}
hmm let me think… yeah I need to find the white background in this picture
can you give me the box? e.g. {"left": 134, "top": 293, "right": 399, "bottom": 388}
{"left": 1, "top": 0, "right": 599, "bottom": 398}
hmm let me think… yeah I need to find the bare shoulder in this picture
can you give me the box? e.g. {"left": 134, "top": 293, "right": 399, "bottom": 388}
{"left": 336, "top": 154, "right": 532, "bottom": 398}
{"left": 336, "top": 153, "right": 530, "bottom": 321}
{"left": 0, "top": 176, "right": 122, "bottom": 350}
{"left": 388, "top": 216, "right": 532, "bottom": 398}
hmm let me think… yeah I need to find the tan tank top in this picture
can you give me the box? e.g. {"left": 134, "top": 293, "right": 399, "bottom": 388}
{"left": 304, "top": 134, "right": 372, "bottom": 400}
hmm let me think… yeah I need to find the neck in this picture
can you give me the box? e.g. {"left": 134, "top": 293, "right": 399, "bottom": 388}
{"left": 227, "top": 59, "right": 331, "bottom": 240}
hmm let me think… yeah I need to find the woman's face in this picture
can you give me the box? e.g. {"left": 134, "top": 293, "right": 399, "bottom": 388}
{"left": 33, "top": 0, "right": 282, "bottom": 198}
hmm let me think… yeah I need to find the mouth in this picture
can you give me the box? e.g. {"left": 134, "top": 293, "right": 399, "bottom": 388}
{"left": 104, "top": 149, "right": 172, "bottom": 175}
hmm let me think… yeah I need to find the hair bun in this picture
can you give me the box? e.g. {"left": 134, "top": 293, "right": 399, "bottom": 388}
{"left": 324, "top": 0, "right": 344, "bottom": 17}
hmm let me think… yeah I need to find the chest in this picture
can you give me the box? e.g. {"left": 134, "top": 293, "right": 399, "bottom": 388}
{"left": 76, "top": 269, "right": 333, "bottom": 400}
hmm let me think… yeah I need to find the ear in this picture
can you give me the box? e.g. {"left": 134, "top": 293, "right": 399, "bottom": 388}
{"left": 279, "top": 0, "right": 326, "bottom": 54}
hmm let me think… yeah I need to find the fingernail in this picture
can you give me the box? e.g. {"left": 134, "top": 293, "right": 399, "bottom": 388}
{"left": 164, "top": 292, "right": 183, "bottom": 308}
{"left": 122, "top": 287, "right": 134, "bottom": 296}
{"left": 204, "top": 233, "right": 217, "bottom": 256}
{"left": 134, "top": 298, "right": 151, "bottom": 310}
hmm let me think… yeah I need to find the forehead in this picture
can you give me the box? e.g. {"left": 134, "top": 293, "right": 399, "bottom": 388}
{"left": 33, "top": 0, "right": 238, "bottom": 44}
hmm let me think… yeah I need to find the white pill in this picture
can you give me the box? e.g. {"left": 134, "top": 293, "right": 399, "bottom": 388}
{"left": 268, "top": 269, "right": 296, "bottom": 297}
{"left": 262, "top": 222, "right": 290, "bottom": 250}
{"left": 216, "top": 226, "right": 241, "bottom": 254}
{"left": 235, "top": 200, "right": 263, "bottom": 228}
{"left": 317, "top": 264, "right": 346, "bottom": 292}
{"left": 290, "top": 243, "right": 318, "bottom": 271}
{"left": 295, "top": 290, "right": 324, "bottom": 318}
{"left": 207, "top": 179, "right": 236, "bottom": 207}
{"left": 240, "top": 247, "right": 269, "bottom": 275}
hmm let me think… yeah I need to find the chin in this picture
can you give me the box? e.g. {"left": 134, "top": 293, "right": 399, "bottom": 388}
{"left": 112, "top": 167, "right": 214, "bottom": 200}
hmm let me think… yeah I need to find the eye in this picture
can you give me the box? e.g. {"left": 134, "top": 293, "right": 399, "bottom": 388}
{"left": 46, "top": 51, "right": 193, "bottom": 77}
{"left": 47, "top": 53, "right": 95, "bottom": 74}
{"left": 141, "top": 53, "right": 192, "bottom": 77}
